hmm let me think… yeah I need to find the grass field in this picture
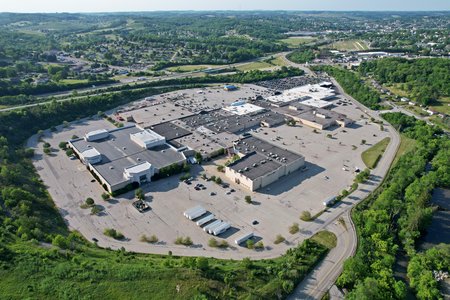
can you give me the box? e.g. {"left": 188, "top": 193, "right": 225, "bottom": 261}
{"left": 0, "top": 235, "right": 330, "bottom": 299}
{"left": 267, "top": 56, "right": 289, "bottom": 67}
{"left": 279, "top": 36, "right": 316, "bottom": 48}
{"left": 236, "top": 61, "right": 273, "bottom": 71}
{"left": 60, "top": 79, "right": 89, "bottom": 85}
{"left": 311, "top": 231, "right": 337, "bottom": 249}
{"left": 362, "top": 137, "right": 391, "bottom": 169}
{"left": 166, "top": 65, "right": 216, "bottom": 72}
{"left": 429, "top": 97, "right": 450, "bottom": 115}
{"left": 392, "top": 134, "right": 417, "bottom": 166}
{"left": 328, "top": 39, "right": 369, "bottom": 51}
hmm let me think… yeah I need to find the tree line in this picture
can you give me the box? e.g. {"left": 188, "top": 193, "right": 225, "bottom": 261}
{"left": 337, "top": 112, "right": 450, "bottom": 299}
{"left": 359, "top": 58, "right": 450, "bottom": 106}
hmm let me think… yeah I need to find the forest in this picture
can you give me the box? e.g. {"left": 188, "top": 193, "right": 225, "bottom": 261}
{"left": 312, "top": 65, "right": 383, "bottom": 110}
{"left": 337, "top": 112, "right": 450, "bottom": 299}
{"left": 359, "top": 58, "right": 450, "bottom": 106}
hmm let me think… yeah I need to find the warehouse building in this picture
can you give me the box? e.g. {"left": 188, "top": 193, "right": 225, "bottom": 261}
{"left": 69, "top": 125, "right": 186, "bottom": 193}
{"left": 225, "top": 136, "right": 305, "bottom": 191}
{"left": 273, "top": 103, "right": 352, "bottom": 130}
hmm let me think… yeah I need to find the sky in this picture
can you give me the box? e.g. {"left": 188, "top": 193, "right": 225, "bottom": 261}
{"left": 1, "top": 0, "right": 449, "bottom": 13}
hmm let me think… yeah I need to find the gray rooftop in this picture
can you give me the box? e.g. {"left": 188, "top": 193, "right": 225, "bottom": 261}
{"left": 71, "top": 126, "right": 185, "bottom": 186}
{"left": 148, "top": 122, "right": 192, "bottom": 141}
{"left": 228, "top": 152, "right": 282, "bottom": 180}
{"left": 234, "top": 136, "right": 303, "bottom": 165}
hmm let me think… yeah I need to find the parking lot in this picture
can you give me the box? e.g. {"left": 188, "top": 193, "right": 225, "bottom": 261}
{"left": 29, "top": 85, "right": 392, "bottom": 259}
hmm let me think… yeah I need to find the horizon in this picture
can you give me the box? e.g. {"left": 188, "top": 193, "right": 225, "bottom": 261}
{"left": 1, "top": 0, "right": 449, "bottom": 13}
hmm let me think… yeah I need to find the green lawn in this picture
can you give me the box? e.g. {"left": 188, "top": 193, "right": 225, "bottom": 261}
{"left": 166, "top": 65, "right": 219, "bottom": 72}
{"left": 428, "top": 97, "right": 450, "bottom": 115}
{"left": 311, "top": 231, "right": 337, "bottom": 249}
{"left": 279, "top": 36, "right": 316, "bottom": 48}
{"left": 393, "top": 134, "right": 417, "bottom": 165}
{"left": 328, "top": 39, "right": 369, "bottom": 51}
{"left": 361, "top": 137, "right": 391, "bottom": 169}
{"left": 60, "top": 79, "right": 89, "bottom": 85}
{"left": 267, "top": 56, "right": 289, "bottom": 67}
{"left": 236, "top": 61, "right": 273, "bottom": 71}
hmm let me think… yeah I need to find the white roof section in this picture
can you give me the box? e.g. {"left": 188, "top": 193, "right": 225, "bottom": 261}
{"left": 85, "top": 129, "right": 109, "bottom": 141}
{"left": 222, "top": 103, "right": 265, "bottom": 116}
{"left": 267, "top": 84, "right": 335, "bottom": 104}
{"left": 300, "top": 98, "right": 333, "bottom": 109}
{"left": 130, "top": 129, "right": 165, "bottom": 145}
{"left": 81, "top": 147, "right": 101, "bottom": 158}
{"left": 124, "top": 161, "right": 152, "bottom": 175}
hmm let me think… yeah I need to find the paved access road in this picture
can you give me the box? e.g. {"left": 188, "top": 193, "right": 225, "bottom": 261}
{"left": 288, "top": 78, "right": 401, "bottom": 299}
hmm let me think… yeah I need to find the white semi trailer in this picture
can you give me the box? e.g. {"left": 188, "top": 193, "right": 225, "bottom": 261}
{"left": 212, "top": 222, "right": 231, "bottom": 236}
{"left": 196, "top": 214, "right": 215, "bottom": 226}
{"left": 234, "top": 232, "right": 254, "bottom": 245}
{"left": 183, "top": 205, "right": 203, "bottom": 218}
{"left": 203, "top": 220, "right": 222, "bottom": 233}
{"left": 207, "top": 221, "right": 225, "bottom": 234}
{"left": 323, "top": 196, "right": 336, "bottom": 207}
{"left": 187, "top": 207, "right": 207, "bottom": 220}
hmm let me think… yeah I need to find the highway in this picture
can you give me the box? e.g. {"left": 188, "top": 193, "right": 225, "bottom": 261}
{"left": 0, "top": 53, "right": 284, "bottom": 113}
{"left": 288, "top": 77, "right": 401, "bottom": 299}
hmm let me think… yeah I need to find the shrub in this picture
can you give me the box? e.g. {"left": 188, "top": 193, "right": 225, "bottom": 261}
{"left": 180, "top": 173, "right": 190, "bottom": 181}
{"left": 141, "top": 234, "right": 159, "bottom": 243}
{"left": 289, "top": 223, "right": 300, "bottom": 234}
{"left": 246, "top": 239, "right": 255, "bottom": 249}
{"left": 43, "top": 148, "right": 51, "bottom": 155}
{"left": 103, "top": 228, "right": 124, "bottom": 240}
{"left": 58, "top": 141, "right": 67, "bottom": 150}
{"left": 65, "top": 148, "right": 74, "bottom": 156}
{"left": 219, "top": 240, "right": 229, "bottom": 249}
{"left": 208, "top": 238, "right": 218, "bottom": 247}
{"left": 300, "top": 211, "right": 312, "bottom": 221}
{"left": 135, "top": 188, "right": 145, "bottom": 200}
{"left": 245, "top": 195, "right": 252, "bottom": 204}
{"left": 101, "top": 193, "right": 110, "bottom": 201}
{"left": 90, "top": 205, "right": 102, "bottom": 215}
{"left": 341, "top": 189, "right": 350, "bottom": 197}
{"left": 175, "top": 236, "right": 193, "bottom": 246}
{"left": 43, "top": 142, "right": 51, "bottom": 148}
{"left": 255, "top": 241, "right": 264, "bottom": 250}
{"left": 85, "top": 197, "right": 94, "bottom": 206}
{"left": 215, "top": 177, "right": 222, "bottom": 184}
{"left": 217, "top": 165, "right": 225, "bottom": 172}
{"left": 274, "top": 234, "right": 285, "bottom": 244}
{"left": 148, "top": 234, "right": 159, "bottom": 243}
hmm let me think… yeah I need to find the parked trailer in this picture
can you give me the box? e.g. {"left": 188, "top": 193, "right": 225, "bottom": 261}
{"left": 203, "top": 220, "right": 222, "bottom": 233}
{"left": 207, "top": 221, "right": 225, "bottom": 234}
{"left": 323, "top": 196, "right": 336, "bottom": 207}
{"left": 184, "top": 208, "right": 202, "bottom": 219}
{"left": 184, "top": 206, "right": 205, "bottom": 219}
{"left": 196, "top": 214, "right": 215, "bottom": 226}
{"left": 235, "top": 232, "right": 254, "bottom": 245}
{"left": 183, "top": 205, "right": 203, "bottom": 218}
{"left": 213, "top": 222, "right": 231, "bottom": 236}
{"left": 188, "top": 208, "right": 207, "bottom": 220}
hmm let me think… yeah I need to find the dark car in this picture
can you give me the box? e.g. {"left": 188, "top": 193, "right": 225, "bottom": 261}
{"left": 252, "top": 220, "right": 259, "bottom": 225}
{"left": 92, "top": 237, "right": 99, "bottom": 242}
